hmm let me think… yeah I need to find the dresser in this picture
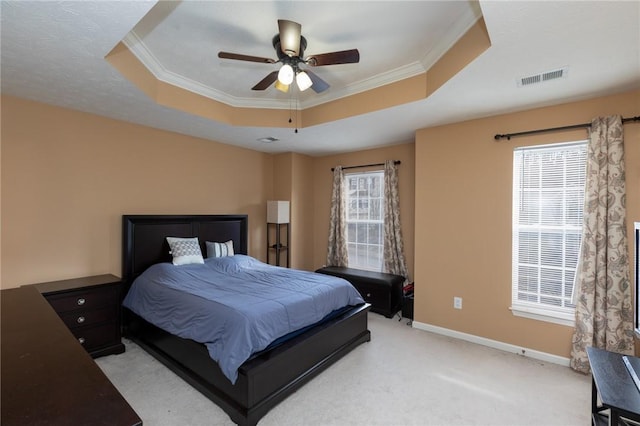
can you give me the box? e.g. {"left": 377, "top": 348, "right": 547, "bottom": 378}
{"left": 33, "top": 274, "right": 125, "bottom": 358}
{"left": 1, "top": 285, "right": 142, "bottom": 425}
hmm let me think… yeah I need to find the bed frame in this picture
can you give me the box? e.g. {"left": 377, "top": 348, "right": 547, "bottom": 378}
{"left": 121, "top": 215, "right": 371, "bottom": 426}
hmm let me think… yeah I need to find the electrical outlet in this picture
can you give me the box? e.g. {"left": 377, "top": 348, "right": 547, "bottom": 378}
{"left": 454, "top": 297, "right": 462, "bottom": 309}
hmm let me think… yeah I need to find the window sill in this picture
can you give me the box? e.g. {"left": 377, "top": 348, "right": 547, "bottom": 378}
{"left": 510, "top": 305, "right": 575, "bottom": 327}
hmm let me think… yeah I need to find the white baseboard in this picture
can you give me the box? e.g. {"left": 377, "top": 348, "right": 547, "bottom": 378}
{"left": 411, "top": 320, "right": 570, "bottom": 367}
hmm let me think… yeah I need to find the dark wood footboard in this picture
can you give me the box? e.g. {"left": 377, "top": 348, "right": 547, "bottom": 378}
{"left": 124, "top": 303, "right": 370, "bottom": 425}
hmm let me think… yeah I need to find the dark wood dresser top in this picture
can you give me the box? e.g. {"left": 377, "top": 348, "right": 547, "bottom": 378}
{"left": 1, "top": 285, "right": 142, "bottom": 426}
{"left": 32, "top": 273, "right": 121, "bottom": 294}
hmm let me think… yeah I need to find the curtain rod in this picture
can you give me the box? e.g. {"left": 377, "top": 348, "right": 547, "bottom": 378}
{"left": 331, "top": 160, "right": 401, "bottom": 172}
{"left": 494, "top": 115, "right": 640, "bottom": 141}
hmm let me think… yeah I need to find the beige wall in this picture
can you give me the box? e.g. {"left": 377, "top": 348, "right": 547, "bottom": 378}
{"left": 3, "top": 89, "right": 638, "bottom": 360}
{"left": 268, "top": 152, "right": 316, "bottom": 271}
{"left": 1, "top": 96, "right": 415, "bottom": 289}
{"left": 290, "top": 153, "right": 315, "bottom": 271}
{"left": 311, "top": 143, "right": 416, "bottom": 279}
{"left": 414, "top": 89, "right": 640, "bottom": 358}
{"left": 1, "top": 96, "right": 274, "bottom": 289}
{"left": 268, "top": 153, "right": 293, "bottom": 267}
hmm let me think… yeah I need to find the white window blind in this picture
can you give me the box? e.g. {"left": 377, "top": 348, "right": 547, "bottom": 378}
{"left": 512, "top": 141, "right": 587, "bottom": 325}
{"left": 345, "top": 171, "right": 384, "bottom": 271}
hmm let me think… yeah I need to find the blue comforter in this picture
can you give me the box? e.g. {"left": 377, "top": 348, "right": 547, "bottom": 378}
{"left": 122, "top": 255, "right": 364, "bottom": 383}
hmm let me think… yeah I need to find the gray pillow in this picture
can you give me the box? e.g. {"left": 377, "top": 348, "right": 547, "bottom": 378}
{"left": 206, "top": 240, "right": 234, "bottom": 258}
{"left": 166, "top": 237, "right": 204, "bottom": 265}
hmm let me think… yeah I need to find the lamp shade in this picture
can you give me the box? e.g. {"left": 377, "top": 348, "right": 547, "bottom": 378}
{"left": 267, "top": 200, "right": 290, "bottom": 224}
{"left": 277, "top": 64, "right": 294, "bottom": 85}
{"left": 275, "top": 80, "right": 290, "bottom": 93}
{"left": 296, "top": 71, "right": 313, "bottom": 91}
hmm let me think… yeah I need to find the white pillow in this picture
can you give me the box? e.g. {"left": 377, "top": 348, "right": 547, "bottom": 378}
{"left": 166, "top": 237, "right": 204, "bottom": 265}
{"left": 206, "top": 240, "right": 234, "bottom": 258}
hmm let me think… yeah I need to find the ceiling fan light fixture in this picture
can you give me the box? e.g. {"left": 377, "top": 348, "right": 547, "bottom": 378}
{"left": 275, "top": 80, "right": 289, "bottom": 93}
{"left": 219, "top": 19, "right": 360, "bottom": 93}
{"left": 278, "top": 64, "right": 294, "bottom": 85}
{"left": 296, "top": 71, "right": 313, "bottom": 91}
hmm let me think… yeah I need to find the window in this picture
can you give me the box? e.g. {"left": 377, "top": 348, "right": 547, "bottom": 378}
{"left": 345, "top": 171, "right": 384, "bottom": 271}
{"left": 512, "top": 141, "right": 587, "bottom": 326}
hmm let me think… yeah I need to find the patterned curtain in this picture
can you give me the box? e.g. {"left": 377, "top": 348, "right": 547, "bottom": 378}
{"left": 327, "top": 166, "right": 349, "bottom": 267}
{"left": 383, "top": 160, "right": 409, "bottom": 282}
{"left": 570, "top": 115, "right": 634, "bottom": 373}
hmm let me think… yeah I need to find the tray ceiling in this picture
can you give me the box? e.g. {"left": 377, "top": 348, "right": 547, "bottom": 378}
{"left": 2, "top": 1, "right": 639, "bottom": 156}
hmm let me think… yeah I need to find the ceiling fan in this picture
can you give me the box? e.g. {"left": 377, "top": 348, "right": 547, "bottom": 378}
{"left": 218, "top": 19, "right": 360, "bottom": 94}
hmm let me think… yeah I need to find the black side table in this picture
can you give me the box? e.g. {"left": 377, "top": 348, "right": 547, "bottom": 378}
{"left": 587, "top": 346, "right": 640, "bottom": 425}
{"left": 267, "top": 222, "right": 289, "bottom": 267}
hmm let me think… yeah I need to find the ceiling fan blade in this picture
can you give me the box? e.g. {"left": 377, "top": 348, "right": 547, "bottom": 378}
{"left": 252, "top": 71, "right": 279, "bottom": 90}
{"left": 304, "top": 69, "right": 330, "bottom": 93}
{"left": 218, "top": 51, "right": 276, "bottom": 64}
{"left": 278, "top": 19, "right": 301, "bottom": 57}
{"left": 306, "top": 49, "right": 360, "bottom": 66}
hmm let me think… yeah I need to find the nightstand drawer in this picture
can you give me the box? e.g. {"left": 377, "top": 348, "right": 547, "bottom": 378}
{"left": 59, "top": 305, "right": 117, "bottom": 330}
{"left": 70, "top": 322, "right": 120, "bottom": 352}
{"left": 46, "top": 285, "right": 119, "bottom": 313}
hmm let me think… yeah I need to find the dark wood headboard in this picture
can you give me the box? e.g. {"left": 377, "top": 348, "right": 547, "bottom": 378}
{"left": 122, "top": 215, "right": 248, "bottom": 285}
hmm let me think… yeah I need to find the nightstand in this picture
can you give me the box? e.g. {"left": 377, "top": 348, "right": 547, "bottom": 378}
{"left": 32, "top": 274, "right": 125, "bottom": 358}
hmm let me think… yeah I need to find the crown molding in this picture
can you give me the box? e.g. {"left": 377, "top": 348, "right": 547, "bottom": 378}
{"left": 301, "top": 62, "right": 426, "bottom": 108}
{"left": 124, "top": 31, "right": 428, "bottom": 110}
{"left": 122, "top": 3, "right": 482, "bottom": 111}
{"left": 421, "top": 1, "right": 484, "bottom": 70}
{"left": 123, "top": 32, "right": 286, "bottom": 109}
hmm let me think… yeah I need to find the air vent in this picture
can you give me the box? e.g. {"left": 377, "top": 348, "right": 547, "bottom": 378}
{"left": 518, "top": 67, "right": 568, "bottom": 87}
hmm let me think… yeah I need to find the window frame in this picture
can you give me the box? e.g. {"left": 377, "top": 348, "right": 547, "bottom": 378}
{"left": 511, "top": 140, "right": 587, "bottom": 327}
{"left": 344, "top": 170, "right": 385, "bottom": 272}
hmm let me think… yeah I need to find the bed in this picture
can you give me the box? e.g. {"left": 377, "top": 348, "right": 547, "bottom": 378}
{"left": 121, "top": 215, "right": 371, "bottom": 426}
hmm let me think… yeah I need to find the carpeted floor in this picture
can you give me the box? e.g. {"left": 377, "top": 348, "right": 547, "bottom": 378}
{"left": 96, "top": 313, "right": 591, "bottom": 425}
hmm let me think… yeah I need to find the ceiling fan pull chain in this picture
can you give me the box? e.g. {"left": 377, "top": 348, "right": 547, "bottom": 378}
{"left": 288, "top": 88, "right": 293, "bottom": 125}
{"left": 295, "top": 96, "right": 300, "bottom": 133}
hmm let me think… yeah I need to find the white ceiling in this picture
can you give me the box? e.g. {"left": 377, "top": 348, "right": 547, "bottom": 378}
{"left": 2, "top": 1, "right": 639, "bottom": 157}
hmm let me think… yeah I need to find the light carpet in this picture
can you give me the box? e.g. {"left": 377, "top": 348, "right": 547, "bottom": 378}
{"left": 96, "top": 313, "right": 591, "bottom": 425}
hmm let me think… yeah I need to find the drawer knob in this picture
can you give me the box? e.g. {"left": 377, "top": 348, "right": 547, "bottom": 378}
{"left": 77, "top": 298, "right": 86, "bottom": 306}
{"left": 77, "top": 316, "right": 85, "bottom": 324}
{"left": 366, "top": 293, "right": 371, "bottom": 297}
{"left": 78, "top": 337, "right": 85, "bottom": 345}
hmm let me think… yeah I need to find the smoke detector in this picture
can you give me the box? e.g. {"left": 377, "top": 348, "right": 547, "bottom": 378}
{"left": 518, "top": 67, "right": 568, "bottom": 87}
